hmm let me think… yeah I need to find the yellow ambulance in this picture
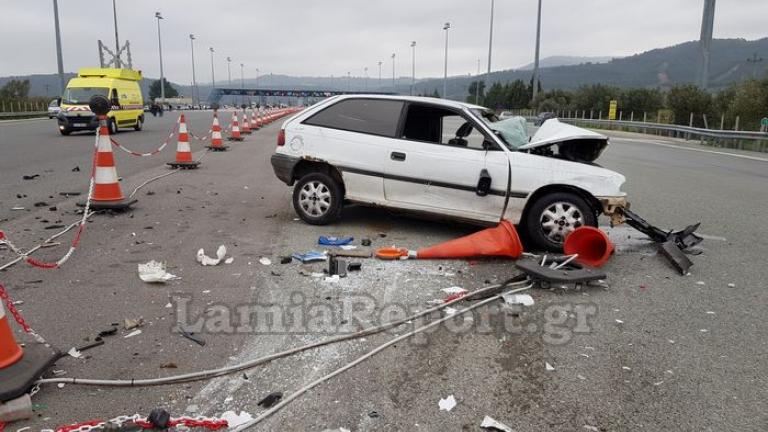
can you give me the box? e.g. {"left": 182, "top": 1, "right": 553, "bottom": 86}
{"left": 57, "top": 68, "right": 144, "bottom": 135}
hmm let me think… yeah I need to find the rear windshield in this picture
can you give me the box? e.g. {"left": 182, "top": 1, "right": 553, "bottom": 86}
{"left": 62, "top": 87, "right": 109, "bottom": 105}
{"left": 303, "top": 99, "right": 404, "bottom": 137}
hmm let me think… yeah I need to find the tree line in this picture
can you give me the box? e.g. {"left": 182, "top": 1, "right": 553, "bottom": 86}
{"left": 467, "top": 75, "right": 768, "bottom": 131}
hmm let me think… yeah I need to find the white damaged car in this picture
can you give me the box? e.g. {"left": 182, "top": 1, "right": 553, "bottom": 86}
{"left": 271, "top": 95, "right": 627, "bottom": 251}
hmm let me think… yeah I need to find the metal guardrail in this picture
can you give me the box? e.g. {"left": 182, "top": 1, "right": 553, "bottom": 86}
{"left": 0, "top": 111, "right": 48, "bottom": 119}
{"left": 557, "top": 117, "right": 768, "bottom": 152}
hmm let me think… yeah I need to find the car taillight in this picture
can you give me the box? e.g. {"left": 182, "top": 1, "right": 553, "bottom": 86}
{"left": 277, "top": 129, "right": 286, "bottom": 146}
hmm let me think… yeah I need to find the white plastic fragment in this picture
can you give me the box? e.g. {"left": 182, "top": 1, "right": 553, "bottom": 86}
{"left": 124, "top": 329, "right": 142, "bottom": 338}
{"left": 583, "top": 426, "right": 599, "bottom": 431}
{"left": 259, "top": 257, "right": 271, "bottom": 265}
{"left": 502, "top": 293, "right": 534, "bottom": 307}
{"left": 480, "top": 415, "right": 513, "bottom": 432}
{"left": 622, "top": 366, "right": 632, "bottom": 371}
{"left": 615, "top": 319, "right": 624, "bottom": 324}
{"left": 57, "top": 383, "right": 65, "bottom": 389}
{"left": 696, "top": 281, "right": 706, "bottom": 286}
{"left": 325, "top": 275, "right": 340, "bottom": 283}
{"left": 444, "top": 307, "right": 458, "bottom": 315}
{"left": 438, "top": 395, "right": 457, "bottom": 411}
{"left": 224, "top": 257, "right": 235, "bottom": 265}
{"left": 545, "top": 362, "right": 555, "bottom": 371}
{"left": 196, "top": 245, "right": 228, "bottom": 266}
{"left": 441, "top": 286, "right": 467, "bottom": 295}
{"left": 67, "top": 347, "right": 83, "bottom": 358}
{"left": 220, "top": 410, "right": 254, "bottom": 428}
{"left": 727, "top": 283, "right": 736, "bottom": 288}
{"left": 339, "top": 245, "right": 357, "bottom": 250}
{"left": 138, "top": 260, "right": 179, "bottom": 283}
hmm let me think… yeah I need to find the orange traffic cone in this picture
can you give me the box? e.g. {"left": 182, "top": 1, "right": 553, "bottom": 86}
{"left": 416, "top": 220, "right": 523, "bottom": 259}
{"left": 250, "top": 110, "right": 260, "bottom": 130}
{"left": 227, "top": 112, "right": 244, "bottom": 141}
{"left": 240, "top": 110, "right": 252, "bottom": 134}
{"left": 167, "top": 114, "right": 200, "bottom": 169}
{"left": 0, "top": 288, "right": 60, "bottom": 403}
{"left": 86, "top": 115, "right": 137, "bottom": 210}
{"left": 564, "top": 226, "right": 614, "bottom": 267}
{"left": 0, "top": 301, "right": 22, "bottom": 370}
{"left": 206, "top": 111, "right": 229, "bottom": 151}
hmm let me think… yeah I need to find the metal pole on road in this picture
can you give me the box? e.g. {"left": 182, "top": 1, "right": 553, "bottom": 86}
{"left": 443, "top": 22, "right": 450, "bottom": 99}
{"left": 410, "top": 41, "right": 416, "bottom": 96}
{"left": 391, "top": 53, "right": 396, "bottom": 90}
{"left": 52, "top": 0, "right": 65, "bottom": 96}
{"left": 209, "top": 47, "right": 215, "bottom": 93}
{"left": 532, "top": 0, "right": 542, "bottom": 103}
{"left": 155, "top": 12, "right": 165, "bottom": 102}
{"left": 189, "top": 34, "right": 197, "bottom": 106}
{"left": 111, "top": 0, "right": 121, "bottom": 68}
{"left": 699, "top": 0, "right": 716, "bottom": 89}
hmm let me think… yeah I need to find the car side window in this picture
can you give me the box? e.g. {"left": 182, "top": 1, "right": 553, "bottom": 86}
{"left": 401, "top": 103, "right": 495, "bottom": 150}
{"left": 303, "top": 99, "right": 404, "bottom": 137}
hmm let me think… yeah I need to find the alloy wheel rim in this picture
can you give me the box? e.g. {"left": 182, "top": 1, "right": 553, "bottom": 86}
{"left": 540, "top": 201, "right": 583, "bottom": 243}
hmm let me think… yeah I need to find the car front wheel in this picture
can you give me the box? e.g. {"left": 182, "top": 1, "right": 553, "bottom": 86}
{"left": 134, "top": 116, "right": 143, "bottom": 131}
{"left": 523, "top": 191, "right": 597, "bottom": 252}
{"left": 108, "top": 118, "right": 118, "bottom": 134}
{"left": 292, "top": 172, "right": 343, "bottom": 225}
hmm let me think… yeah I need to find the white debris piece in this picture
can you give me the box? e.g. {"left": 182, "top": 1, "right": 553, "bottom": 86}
{"left": 339, "top": 245, "right": 357, "bottom": 250}
{"left": 138, "top": 260, "right": 179, "bottom": 283}
{"left": 502, "top": 293, "right": 535, "bottom": 307}
{"left": 124, "top": 329, "right": 142, "bottom": 338}
{"left": 441, "top": 286, "right": 467, "bottom": 295}
{"left": 325, "top": 275, "right": 340, "bottom": 283}
{"left": 259, "top": 257, "right": 271, "bottom": 265}
{"left": 583, "top": 426, "right": 599, "bottom": 431}
{"left": 696, "top": 281, "right": 706, "bottom": 286}
{"left": 480, "top": 415, "right": 514, "bottom": 432}
{"left": 444, "top": 307, "right": 458, "bottom": 315}
{"left": 220, "top": 411, "right": 254, "bottom": 428}
{"left": 727, "top": 283, "right": 736, "bottom": 288}
{"left": 545, "top": 362, "right": 555, "bottom": 371}
{"left": 615, "top": 319, "right": 624, "bottom": 324}
{"left": 438, "top": 395, "right": 457, "bottom": 412}
{"left": 622, "top": 366, "right": 632, "bottom": 371}
{"left": 224, "top": 257, "right": 234, "bottom": 265}
{"left": 196, "top": 245, "right": 227, "bottom": 266}
{"left": 67, "top": 347, "right": 83, "bottom": 358}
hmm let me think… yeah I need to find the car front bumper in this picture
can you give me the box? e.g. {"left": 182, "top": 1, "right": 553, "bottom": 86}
{"left": 57, "top": 114, "right": 98, "bottom": 131}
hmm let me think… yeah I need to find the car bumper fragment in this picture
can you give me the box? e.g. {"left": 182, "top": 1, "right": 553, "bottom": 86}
{"left": 597, "top": 196, "right": 629, "bottom": 226}
{"left": 271, "top": 153, "right": 300, "bottom": 185}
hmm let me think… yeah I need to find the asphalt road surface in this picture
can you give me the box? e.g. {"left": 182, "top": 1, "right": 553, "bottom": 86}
{"left": 0, "top": 115, "right": 766, "bottom": 431}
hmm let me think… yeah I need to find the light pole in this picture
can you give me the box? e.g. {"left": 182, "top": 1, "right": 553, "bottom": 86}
{"left": 240, "top": 63, "right": 244, "bottom": 107}
{"left": 189, "top": 34, "right": 198, "bottom": 106}
{"left": 475, "top": 58, "right": 481, "bottom": 104}
{"left": 209, "top": 47, "right": 215, "bottom": 92}
{"left": 154, "top": 12, "right": 165, "bottom": 102}
{"left": 443, "top": 22, "right": 451, "bottom": 99}
{"left": 391, "top": 53, "right": 396, "bottom": 90}
{"left": 111, "top": 0, "right": 121, "bottom": 68}
{"left": 347, "top": 71, "right": 351, "bottom": 92}
{"left": 226, "top": 56, "right": 232, "bottom": 106}
{"left": 255, "top": 68, "right": 260, "bottom": 106}
{"left": 532, "top": 0, "right": 542, "bottom": 102}
{"left": 410, "top": 41, "right": 416, "bottom": 96}
{"left": 364, "top": 67, "right": 368, "bottom": 91}
{"left": 486, "top": 0, "right": 495, "bottom": 84}
{"left": 52, "top": 0, "right": 65, "bottom": 95}
{"left": 377, "top": 61, "right": 383, "bottom": 89}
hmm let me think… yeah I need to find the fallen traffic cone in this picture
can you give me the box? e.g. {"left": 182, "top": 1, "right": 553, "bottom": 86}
{"left": 85, "top": 114, "right": 137, "bottom": 211}
{"left": 227, "top": 112, "right": 244, "bottom": 142}
{"left": 564, "top": 226, "right": 614, "bottom": 267}
{"left": 206, "top": 111, "right": 229, "bottom": 151}
{"left": 167, "top": 114, "right": 200, "bottom": 169}
{"left": 0, "top": 291, "right": 59, "bottom": 403}
{"left": 416, "top": 220, "right": 523, "bottom": 259}
{"left": 240, "top": 110, "right": 252, "bottom": 134}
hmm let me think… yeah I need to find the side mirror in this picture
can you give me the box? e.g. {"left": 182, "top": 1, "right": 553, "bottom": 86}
{"left": 482, "top": 140, "right": 496, "bottom": 150}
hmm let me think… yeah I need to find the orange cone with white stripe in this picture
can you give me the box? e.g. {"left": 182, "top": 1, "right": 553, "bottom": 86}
{"left": 88, "top": 115, "right": 137, "bottom": 210}
{"left": 240, "top": 110, "right": 252, "bottom": 134}
{"left": 250, "top": 110, "right": 260, "bottom": 130}
{"left": 227, "top": 112, "right": 244, "bottom": 141}
{"left": 206, "top": 111, "right": 229, "bottom": 151}
{"left": 167, "top": 114, "right": 200, "bottom": 169}
{"left": 0, "top": 301, "right": 22, "bottom": 369}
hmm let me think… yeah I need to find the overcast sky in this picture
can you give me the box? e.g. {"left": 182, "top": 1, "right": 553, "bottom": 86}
{"left": 1, "top": 0, "right": 766, "bottom": 84}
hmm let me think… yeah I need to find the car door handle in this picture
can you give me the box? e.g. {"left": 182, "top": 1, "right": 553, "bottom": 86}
{"left": 391, "top": 152, "right": 406, "bottom": 161}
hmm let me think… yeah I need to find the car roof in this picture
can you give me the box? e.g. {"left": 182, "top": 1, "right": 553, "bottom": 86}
{"left": 331, "top": 94, "right": 489, "bottom": 112}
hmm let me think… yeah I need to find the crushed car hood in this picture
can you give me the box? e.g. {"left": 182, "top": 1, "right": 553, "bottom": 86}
{"left": 518, "top": 119, "right": 608, "bottom": 163}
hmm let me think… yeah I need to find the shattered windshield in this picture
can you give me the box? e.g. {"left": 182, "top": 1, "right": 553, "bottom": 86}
{"left": 473, "top": 109, "right": 530, "bottom": 149}
{"left": 62, "top": 87, "right": 109, "bottom": 105}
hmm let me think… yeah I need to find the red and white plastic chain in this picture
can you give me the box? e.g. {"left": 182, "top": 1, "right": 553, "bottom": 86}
{"left": 0, "top": 127, "right": 98, "bottom": 270}
{"left": 55, "top": 414, "right": 228, "bottom": 432}
{"left": 188, "top": 126, "right": 212, "bottom": 142}
{"left": 0, "top": 280, "right": 46, "bottom": 343}
{"left": 110, "top": 119, "right": 178, "bottom": 157}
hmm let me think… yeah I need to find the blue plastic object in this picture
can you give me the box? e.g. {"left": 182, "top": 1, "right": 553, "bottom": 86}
{"left": 318, "top": 236, "right": 354, "bottom": 246}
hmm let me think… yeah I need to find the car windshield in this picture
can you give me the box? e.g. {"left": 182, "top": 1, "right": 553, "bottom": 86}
{"left": 48, "top": 99, "right": 59, "bottom": 107}
{"left": 472, "top": 108, "right": 530, "bottom": 149}
{"left": 62, "top": 87, "right": 109, "bottom": 105}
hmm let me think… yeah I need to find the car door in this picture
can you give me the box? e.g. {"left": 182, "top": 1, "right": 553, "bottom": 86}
{"left": 383, "top": 102, "right": 510, "bottom": 222}
{"left": 299, "top": 98, "right": 405, "bottom": 205}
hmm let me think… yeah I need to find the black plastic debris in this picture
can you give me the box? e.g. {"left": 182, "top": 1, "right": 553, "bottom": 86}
{"left": 179, "top": 329, "right": 206, "bottom": 346}
{"left": 34, "top": 202, "right": 48, "bottom": 207}
{"left": 147, "top": 408, "right": 171, "bottom": 429}
{"left": 22, "top": 174, "right": 40, "bottom": 180}
{"left": 348, "top": 262, "right": 362, "bottom": 272}
{"left": 328, "top": 255, "right": 347, "bottom": 277}
{"left": 361, "top": 238, "right": 372, "bottom": 246}
{"left": 258, "top": 392, "right": 283, "bottom": 408}
{"left": 71, "top": 166, "right": 80, "bottom": 172}
{"left": 98, "top": 326, "right": 118, "bottom": 338}
{"left": 280, "top": 256, "right": 292, "bottom": 264}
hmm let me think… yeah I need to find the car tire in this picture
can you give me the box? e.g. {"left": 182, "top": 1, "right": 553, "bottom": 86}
{"left": 59, "top": 128, "right": 71, "bottom": 136}
{"left": 523, "top": 191, "right": 597, "bottom": 252}
{"left": 134, "top": 116, "right": 143, "bottom": 131}
{"left": 292, "top": 172, "right": 343, "bottom": 225}
{"left": 108, "top": 118, "right": 118, "bottom": 134}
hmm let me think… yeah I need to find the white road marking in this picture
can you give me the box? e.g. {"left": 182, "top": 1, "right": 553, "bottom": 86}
{"left": 611, "top": 137, "right": 768, "bottom": 163}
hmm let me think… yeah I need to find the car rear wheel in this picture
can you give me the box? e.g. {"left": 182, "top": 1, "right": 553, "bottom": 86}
{"left": 134, "top": 116, "right": 143, "bottom": 131}
{"left": 523, "top": 191, "right": 597, "bottom": 252}
{"left": 292, "top": 172, "right": 343, "bottom": 225}
{"left": 108, "top": 118, "right": 118, "bottom": 134}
